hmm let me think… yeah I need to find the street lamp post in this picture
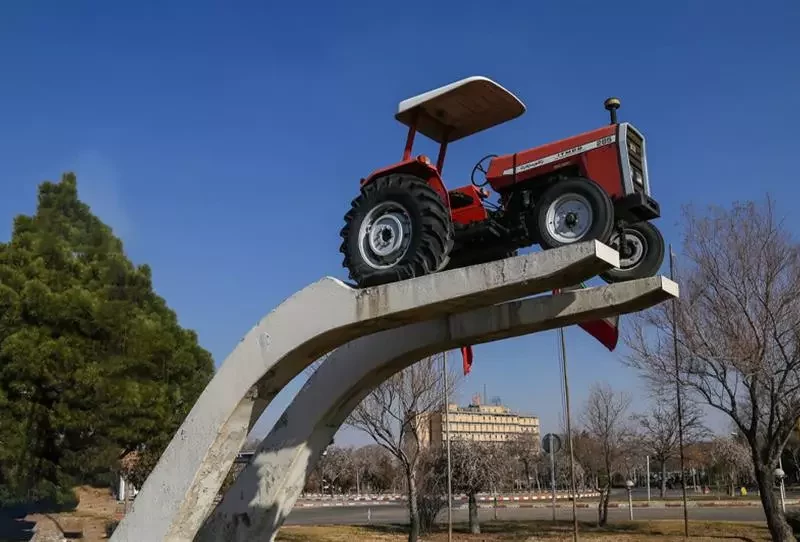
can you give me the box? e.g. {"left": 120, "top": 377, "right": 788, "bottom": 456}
{"left": 626, "top": 480, "right": 634, "bottom": 520}
{"left": 550, "top": 438, "right": 557, "bottom": 522}
{"left": 670, "top": 246, "right": 690, "bottom": 539}
{"left": 775, "top": 466, "right": 786, "bottom": 514}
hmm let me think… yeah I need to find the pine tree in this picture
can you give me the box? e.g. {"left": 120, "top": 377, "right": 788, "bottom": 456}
{"left": 0, "top": 173, "right": 214, "bottom": 506}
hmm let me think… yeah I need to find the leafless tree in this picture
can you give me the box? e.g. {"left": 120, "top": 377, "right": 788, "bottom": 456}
{"left": 709, "top": 436, "right": 754, "bottom": 497}
{"left": 538, "top": 431, "right": 590, "bottom": 492}
{"left": 415, "top": 445, "right": 448, "bottom": 534}
{"left": 345, "top": 353, "right": 461, "bottom": 542}
{"left": 506, "top": 432, "right": 541, "bottom": 491}
{"left": 301, "top": 443, "right": 400, "bottom": 495}
{"left": 624, "top": 198, "right": 800, "bottom": 541}
{"left": 573, "top": 431, "right": 603, "bottom": 491}
{"left": 553, "top": 446, "right": 587, "bottom": 491}
{"left": 449, "top": 439, "right": 511, "bottom": 533}
{"left": 350, "top": 445, "right": 371, "bottom": 495}
{"left": 318, "top": 445, "right": 351, "bottom": 495}
{"left": 632, "top": 398, "right": 708, "bottom": 497}
{"left": 579, "top": 381, "right": 633, "bottom": 526}
{"left": 363, "top": 444, "right": 402, "bottom": 493}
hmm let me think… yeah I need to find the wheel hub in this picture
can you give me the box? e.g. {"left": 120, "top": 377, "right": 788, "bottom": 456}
{"left": 565, "top": 212, "right": 578, "bottom": 227}
{"left": 369, "top": 215, "right": 404, "bottom": 257}
{"left": 611, "top": 230, "right": 646, "bottom": 268}
{"left": 358, "top": 202, "right": 412, "bottom": 269}
{"left": 620, "top": 243, "right": 633, "bottom": 258}
{"left": 545, "top": 194, "right": 593, "bottom": 244}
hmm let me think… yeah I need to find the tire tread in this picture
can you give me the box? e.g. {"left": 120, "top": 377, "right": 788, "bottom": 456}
{"left": 340, "top": 174, "right": 454, "bottom": 287}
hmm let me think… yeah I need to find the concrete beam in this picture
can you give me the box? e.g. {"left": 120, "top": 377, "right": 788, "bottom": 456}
{"left": 196, "top": 275, "right": 678, "bottom": 542}
{"left": 110, "top": 241, "right": 618, "bottom": 542}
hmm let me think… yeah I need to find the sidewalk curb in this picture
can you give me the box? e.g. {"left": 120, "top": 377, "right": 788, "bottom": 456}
{"left": 297, "top": 492, "right": 600, "bottom": 503}
{"left": 294, "top": 499, "right": 799, "bottom": 510}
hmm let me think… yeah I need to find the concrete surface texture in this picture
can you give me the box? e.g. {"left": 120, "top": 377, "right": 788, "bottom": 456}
{"left": 195, "top": 275, "right": 678, "bottom": 542}
{"left": 110, "top": 241, "right": 619, "bottom": 542}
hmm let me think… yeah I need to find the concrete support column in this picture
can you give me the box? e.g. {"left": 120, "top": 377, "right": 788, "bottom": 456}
{"left": 197, "top": 276, "right": 678, "bottom": 541}
{"left": 110, "top": 242, "right": 619, "bottom": 542}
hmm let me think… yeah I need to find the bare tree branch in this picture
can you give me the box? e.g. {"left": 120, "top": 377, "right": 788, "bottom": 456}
{"left": 344, "top": 353, "right": 462, "bottom": 542}
{"left": 576, "top": 381, "right": 632, "bottom": 526}
{"left": 622, "top": 197, "right": 800, "bottom": 541}
{"left": 632, "top": 398, "right": 708, "bottom": 497}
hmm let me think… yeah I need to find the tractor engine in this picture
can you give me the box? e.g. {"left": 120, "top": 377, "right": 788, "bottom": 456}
{"left": 448, "top": 98, "right": 663, "bottom": 282}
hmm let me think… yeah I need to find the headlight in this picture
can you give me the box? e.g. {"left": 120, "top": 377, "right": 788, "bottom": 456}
{"left": 633, "top": 169, "right": 644, "bottom": 185}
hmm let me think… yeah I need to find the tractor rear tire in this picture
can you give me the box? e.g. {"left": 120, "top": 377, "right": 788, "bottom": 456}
{"left": 599, "top": 221, "right": 665, "bottom": 283}
{"left": 533, "top": 177, "right": 615, "bottom": 249}
{"left": 339, "top": 173, "right": 454, "bottom": 288}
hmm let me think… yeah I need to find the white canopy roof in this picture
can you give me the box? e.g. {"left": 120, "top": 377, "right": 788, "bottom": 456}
{"left": 395, "top": 76, "right": 526, "bottom": 143}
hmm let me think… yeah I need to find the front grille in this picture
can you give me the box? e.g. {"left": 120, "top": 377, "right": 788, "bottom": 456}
{"left": 626, "top": 129, "right": 645, "bottom": 193}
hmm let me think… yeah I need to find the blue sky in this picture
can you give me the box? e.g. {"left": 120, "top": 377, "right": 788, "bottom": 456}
{"left": 1, "top": 0, "right": 799, "bottom": 446}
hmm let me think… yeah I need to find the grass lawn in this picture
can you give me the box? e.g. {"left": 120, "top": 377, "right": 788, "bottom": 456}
{"left": 277, "top": 520, "right": 773, "bottom": 541}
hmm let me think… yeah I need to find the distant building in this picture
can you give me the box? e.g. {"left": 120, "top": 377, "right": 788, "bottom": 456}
{"left": 406, "top": 395, "right": 540, "bottom": 450}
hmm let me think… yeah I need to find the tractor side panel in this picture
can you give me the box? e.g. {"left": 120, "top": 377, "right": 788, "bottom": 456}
{"left": 362, "top": 160, "right": 450, "bottom": 207}
{"left": 448, "top": 185, "right": 489, "bottom": 225}
{"left": 485, "top": 125, "right": 618, "bottom": 193}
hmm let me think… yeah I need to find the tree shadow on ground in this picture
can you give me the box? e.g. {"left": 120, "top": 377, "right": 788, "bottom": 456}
{"left": 0, "top": 514, "right": 35, "bottom": 542}
{"left": 0, "top": 496, "right": 80, "bottom": 542}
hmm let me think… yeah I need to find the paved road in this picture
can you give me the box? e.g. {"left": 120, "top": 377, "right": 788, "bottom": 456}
{"left": 285, "top": 503, "right": 777, "bottom": 526}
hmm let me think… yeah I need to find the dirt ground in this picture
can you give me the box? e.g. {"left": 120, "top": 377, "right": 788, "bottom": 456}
{"left": 276, "top": 521, "right": 773, "bottom": 542}
{"left": 27, "top": 486, "right": 122, "bottom": 542}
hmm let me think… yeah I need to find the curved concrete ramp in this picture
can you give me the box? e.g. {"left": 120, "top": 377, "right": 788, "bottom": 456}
{"left": 110, "top": 241, "right": 618, "bottom": 542}
{"left": 196, "top": 276, "right": 679, "bottom": 542}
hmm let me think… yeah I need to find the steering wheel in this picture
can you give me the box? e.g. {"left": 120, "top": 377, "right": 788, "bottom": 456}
{"left": 470, "top": 154, "right": 498, "bottom": 188}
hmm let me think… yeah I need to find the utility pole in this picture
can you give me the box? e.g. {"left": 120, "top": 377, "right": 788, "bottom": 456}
{"left": 550, "top": 434, "right": 557, "bottom": 521}
{"left": 442, "top": 352, "right": 453, "bottom": 542}
{"left": 670, "top": 245, "right": 689, "bottom": 539}
{"left": 559, "top": 327, "right": 579, "bottom": 542}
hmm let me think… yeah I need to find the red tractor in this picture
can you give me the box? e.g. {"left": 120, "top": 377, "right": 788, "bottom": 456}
{"left": 340, "top": 76, "right": 664, "bottom": 288}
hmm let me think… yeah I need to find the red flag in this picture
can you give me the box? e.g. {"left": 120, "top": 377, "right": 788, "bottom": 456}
{"left": 554, "top": 283, "right": 620, "bottom": 351}
{"left": 577, "top": 316, "right": 619, "bottom": 351}
{"left": 460, "top": 345, "right": 473, "bottom": 375}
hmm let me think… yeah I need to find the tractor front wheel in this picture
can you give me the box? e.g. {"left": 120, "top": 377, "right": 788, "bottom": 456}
{"left": 534, "top": 177, "right": 615, "bottom": 249}
{"left": 599, "top": 221, "right": 665, "bottom": 283}
{"left": 340, "top": 174, "right": 454, "bottom": 287}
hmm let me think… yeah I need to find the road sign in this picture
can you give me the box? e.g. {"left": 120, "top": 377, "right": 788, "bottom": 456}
{"left": 542, "top": 433, "right": 561, "bottom": 455}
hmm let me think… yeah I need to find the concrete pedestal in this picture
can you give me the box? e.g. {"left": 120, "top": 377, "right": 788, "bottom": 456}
{"left": 110, "top": 241, "right": 619, "bottom": 542}
{"left": 196, "top": 276, "right": 678, "bottom": 541}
